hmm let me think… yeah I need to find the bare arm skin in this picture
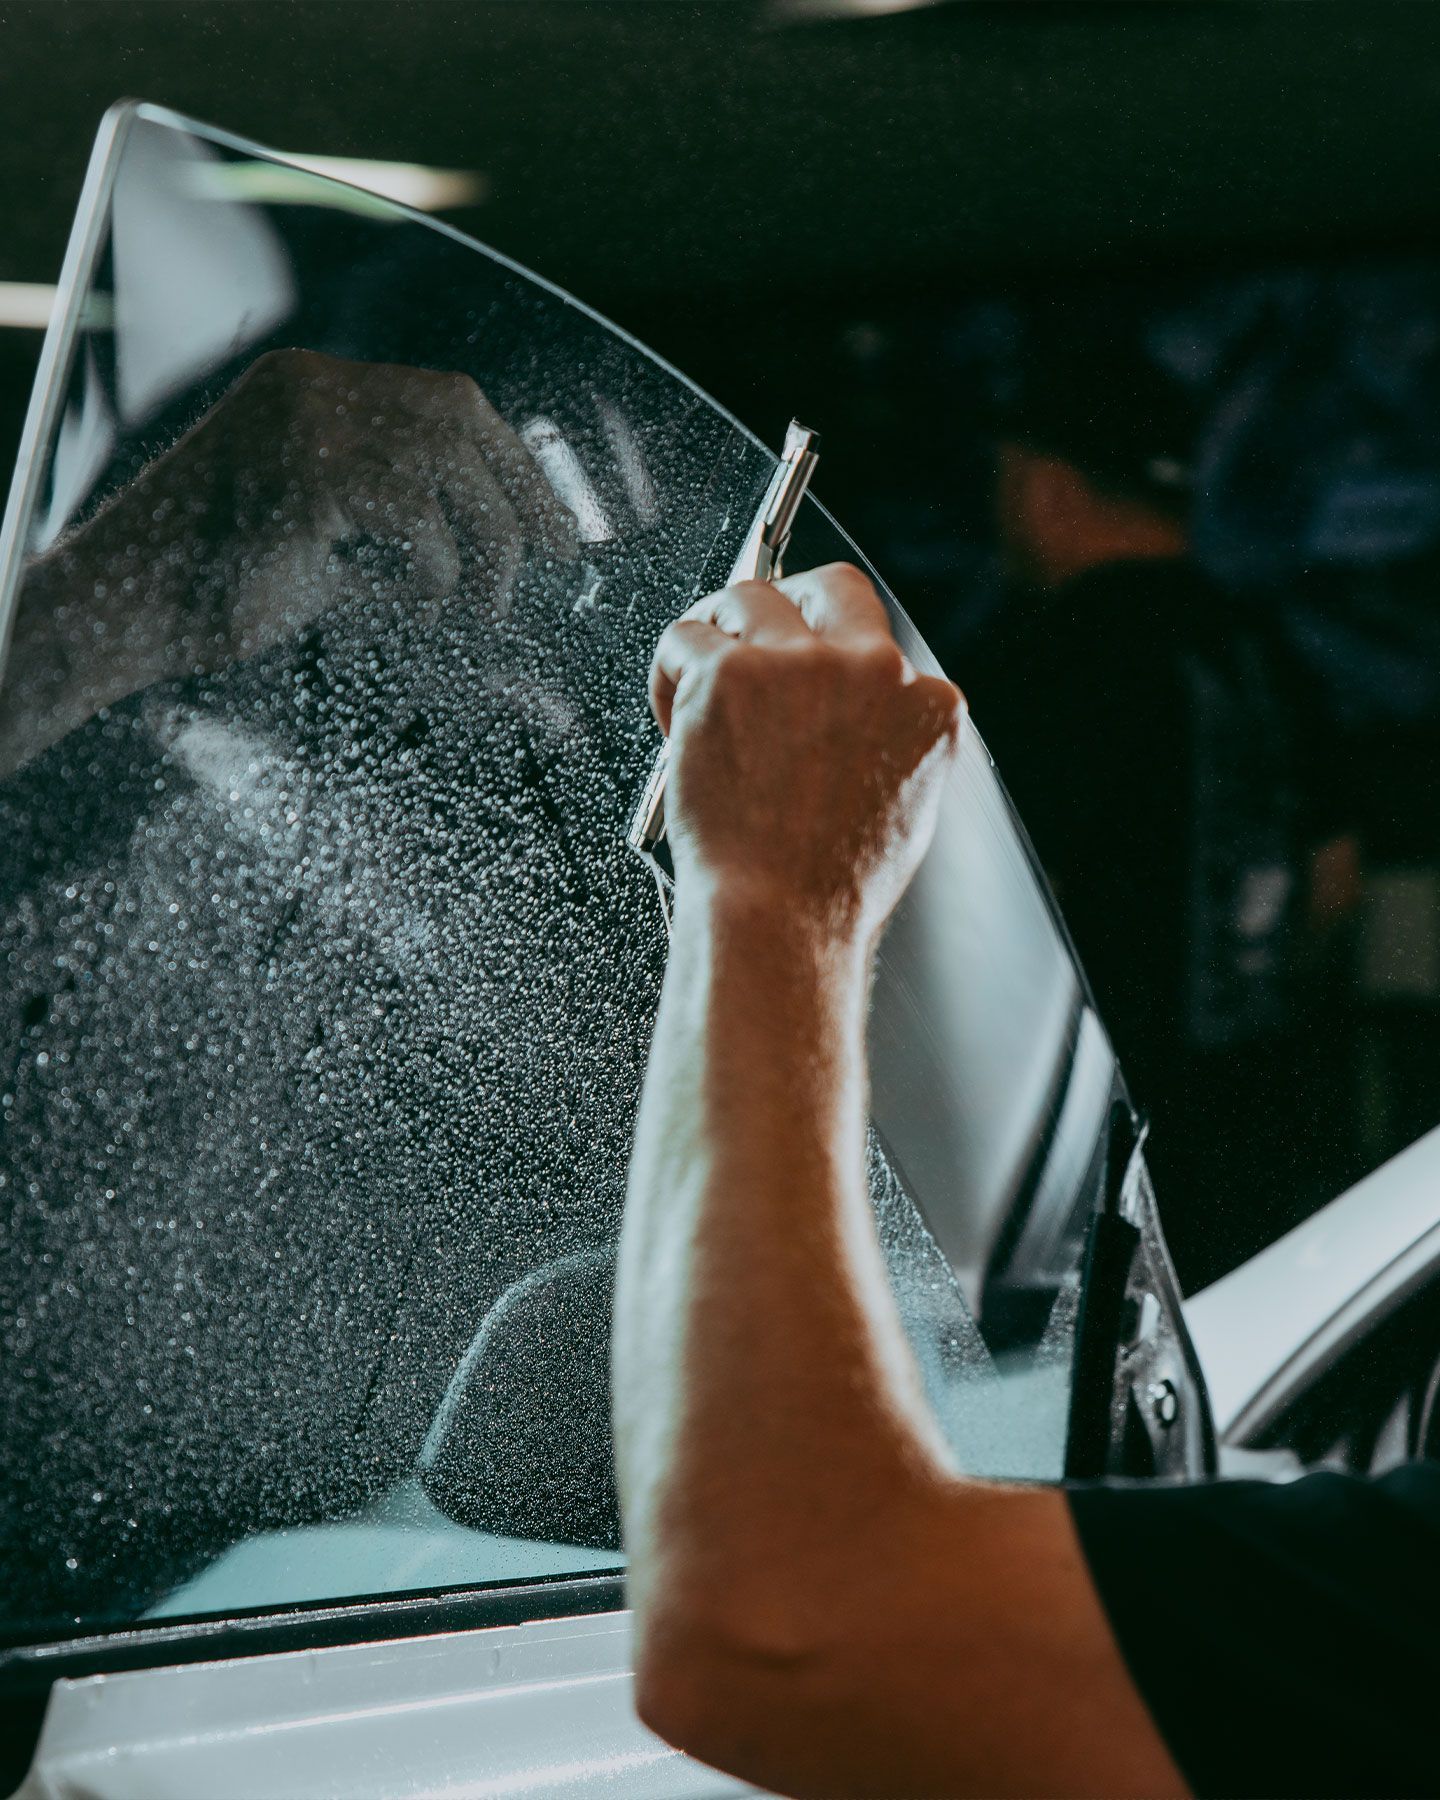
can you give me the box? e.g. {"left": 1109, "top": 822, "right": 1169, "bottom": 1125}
{"left": 613, "top": 563, "right": 1187, "bottom": 1800}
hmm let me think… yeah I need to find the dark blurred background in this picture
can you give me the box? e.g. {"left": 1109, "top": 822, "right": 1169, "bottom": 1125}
{"left": 7, "top": 0, "right": 1440, "bottom": 1291}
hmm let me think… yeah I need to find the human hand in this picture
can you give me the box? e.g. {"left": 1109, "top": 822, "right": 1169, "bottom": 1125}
{"left": 649, "top": 562, "right": 964, "bottom": 941}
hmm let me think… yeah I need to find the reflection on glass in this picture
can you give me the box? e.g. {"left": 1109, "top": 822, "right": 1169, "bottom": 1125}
{"left": 0, "top": 106, "right": 1116, "bottom": 1643}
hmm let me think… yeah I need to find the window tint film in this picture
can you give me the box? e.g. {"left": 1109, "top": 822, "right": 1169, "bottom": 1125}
{"left": 0, "top": 107, "right": 1115, "bottom": 1645}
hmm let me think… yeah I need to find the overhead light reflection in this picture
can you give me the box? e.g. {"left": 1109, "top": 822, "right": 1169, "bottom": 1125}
{"left": 521, "top": 418, "right": 614, "bottom": 544}
{"left": 0, "top": 282, "right": 57, "bottom": 330}
{"left": 1, "top": 154, "right": 485, "bottom": 334}
{"left": 186, "top": 156, "right": 488, "bottom": 217}
{"left": 281, "top": 154, "right": 489, "bottom": 211}
{"left": 768, "top": 0, "right": 959, "bottom": 20}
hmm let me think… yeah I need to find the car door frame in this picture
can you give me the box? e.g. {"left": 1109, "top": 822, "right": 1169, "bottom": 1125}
{"left": 1184, "top": 1121, "right": 1440, "bottom": 1450}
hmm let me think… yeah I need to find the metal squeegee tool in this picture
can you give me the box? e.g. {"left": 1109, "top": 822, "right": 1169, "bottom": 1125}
{"left": 627, "top": 419, "right": 820, "bottom": 928}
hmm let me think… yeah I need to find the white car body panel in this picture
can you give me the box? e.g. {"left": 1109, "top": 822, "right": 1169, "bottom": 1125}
{"left": 26, "top": 1115, "right": 1440, "bottom": 1800}
{"left": 15, "top": 1611, "right": 764, "bottom": 1800}
{"left": 1184, "top": 1121, "right": 1440, "bottom": 1444}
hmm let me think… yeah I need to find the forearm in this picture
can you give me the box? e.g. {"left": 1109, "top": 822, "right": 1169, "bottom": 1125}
{"left": 614, "top": 878, "right": 954, "bottom": 1642}
{"left": 613, "top": 571, "right": 1188, "bottom": 1799}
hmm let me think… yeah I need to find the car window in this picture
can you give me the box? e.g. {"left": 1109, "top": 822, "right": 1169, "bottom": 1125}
{"left": 0, "top": 106, "right": 1116, "bottom": 1648}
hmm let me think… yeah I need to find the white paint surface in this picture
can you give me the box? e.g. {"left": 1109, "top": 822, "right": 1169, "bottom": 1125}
{"left": 1184, "top": 1123, "right": 1440, "bottom": 1439}
{"left": 17, "top": 1611, "right": 765, "bottom": 1800}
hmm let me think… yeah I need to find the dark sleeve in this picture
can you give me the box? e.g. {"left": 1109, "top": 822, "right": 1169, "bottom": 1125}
{"left": 1068, "top": 1462, "right": 1440, "bottom": 1800}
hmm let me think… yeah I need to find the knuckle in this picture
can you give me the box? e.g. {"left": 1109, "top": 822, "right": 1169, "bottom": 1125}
{"left": 655, "top": 619, "right": 692, "bottom": 663}
{"left": 682, "top": 588, "right": 722, "bottom": 624}
{"left": 915, "top": 676, "right": 965, "bottom": 737}
{"left": 708, "top": 591, "right": 747, "bottom": 634}
{"left": 818, "top": 560, "right": 876, "bottom": 597}
{"left": 716, "top": 579, "right": 775, "bottom": 621}
{"left": 854, "top": 639, "right": 907, "bottom": 684}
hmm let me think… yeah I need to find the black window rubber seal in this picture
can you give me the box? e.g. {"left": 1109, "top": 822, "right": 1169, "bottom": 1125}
{"left": 0, "top": 1568, "right": 628, "bottom": 1698}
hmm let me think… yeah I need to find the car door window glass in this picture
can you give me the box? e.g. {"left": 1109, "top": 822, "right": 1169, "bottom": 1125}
{"left": 0, "top": 107, "right": 1113, "bottom": 1646}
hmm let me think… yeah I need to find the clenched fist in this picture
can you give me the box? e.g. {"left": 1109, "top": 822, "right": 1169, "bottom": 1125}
{"left": 649, "top": 562, "right": 965, "bottom": 940}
